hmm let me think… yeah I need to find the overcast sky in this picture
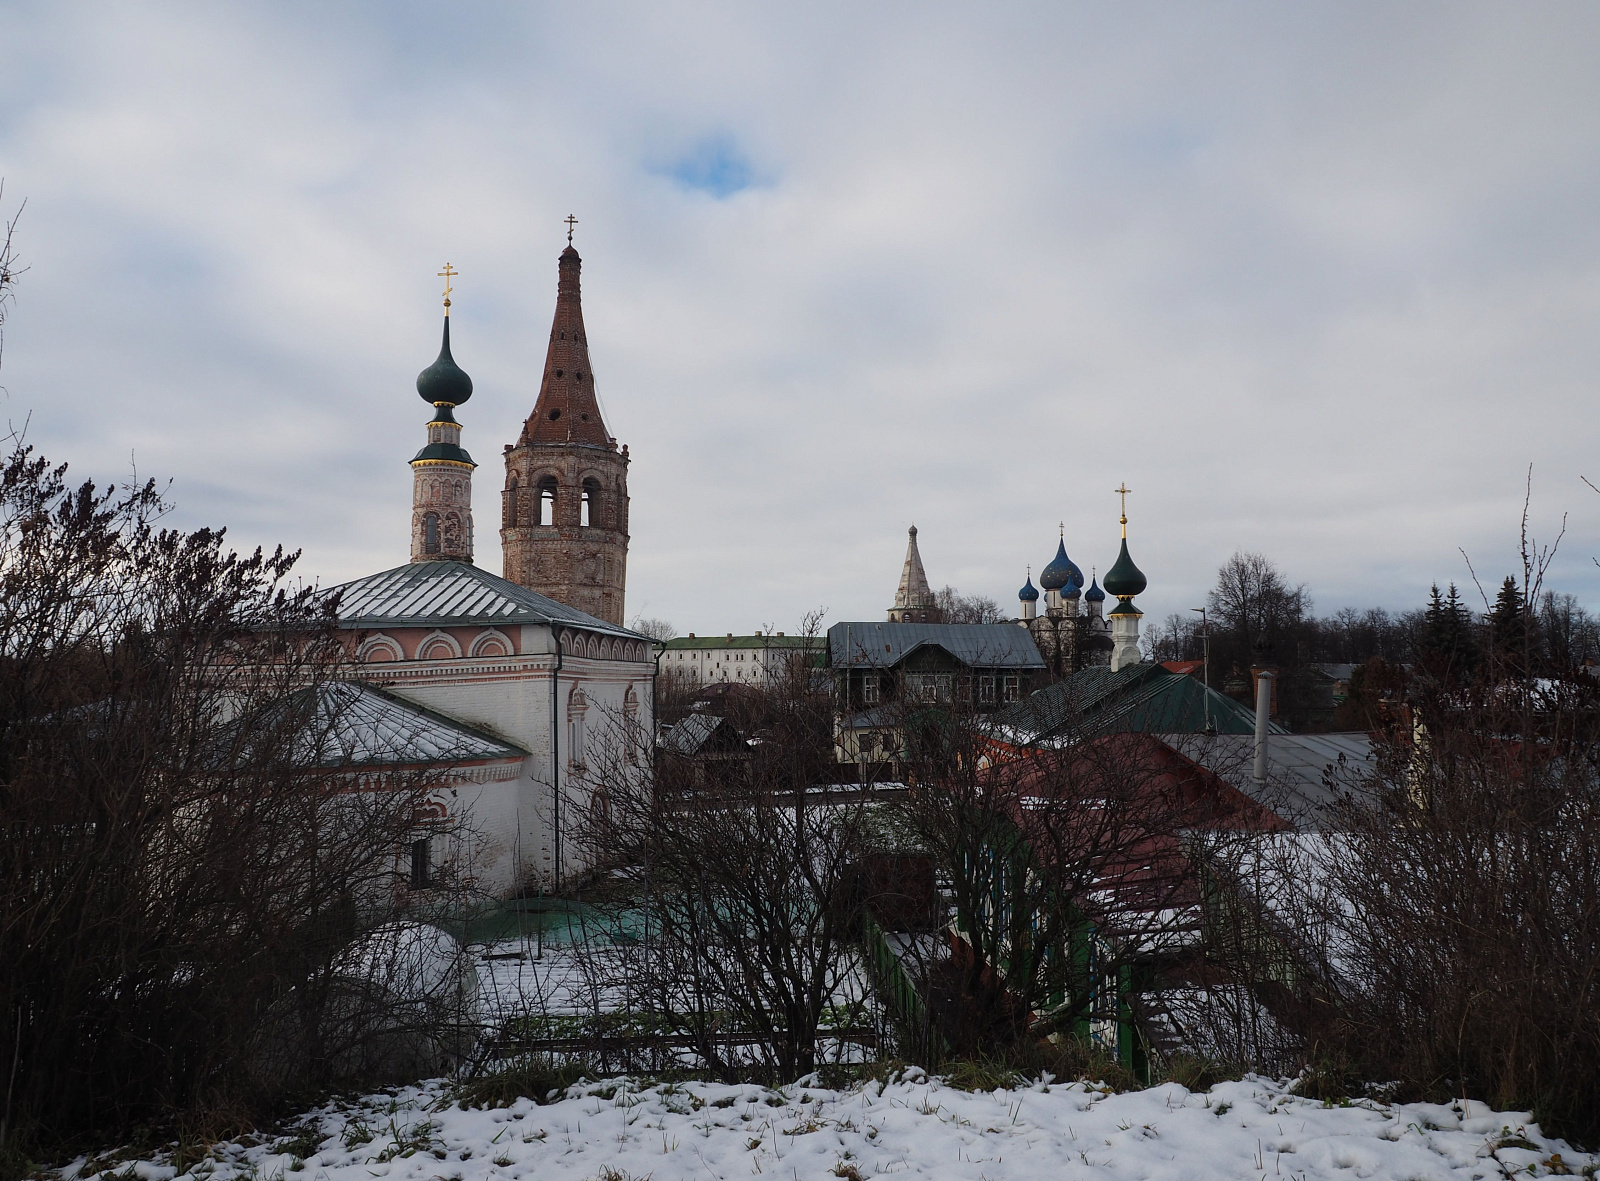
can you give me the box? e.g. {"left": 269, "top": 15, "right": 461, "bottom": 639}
{"left": 2, "top": 3, "right": 1598, "bottom": 636}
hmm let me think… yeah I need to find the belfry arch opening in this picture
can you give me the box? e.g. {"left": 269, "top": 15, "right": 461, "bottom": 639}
{"left": 538, "top": 476, "right": 557, "bottom": 526}
{"left": 423, "top": 512, "right": 440, "bottom": 555}
{"left": 581, "top": 477, "right": 601, "bottom": 528}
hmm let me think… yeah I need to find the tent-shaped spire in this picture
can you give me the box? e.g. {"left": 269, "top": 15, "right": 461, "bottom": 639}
{"left": 893, "top": 525, "right": 935, "bottom": 613}
{"left": 521, "top": 246, "right": 611, "bottom": 447}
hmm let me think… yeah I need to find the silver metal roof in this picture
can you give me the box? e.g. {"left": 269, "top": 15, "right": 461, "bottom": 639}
{"left": 827, "top": 621, "right": 1045, "bottom": 670}
{"left": 263, "top": 681, "right": 527, "bottom": 769}
{"left": 1157, "top": 731, "right": 1375, "bottom": 830}
{"left": 329, "top": 561, "right": 647, "bottom": 640}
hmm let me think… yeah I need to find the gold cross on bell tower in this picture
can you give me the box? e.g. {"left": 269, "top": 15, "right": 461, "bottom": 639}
{"left": 565, "top": 214, "right": 578, "bottom": 244}
{"left": 1114, "top": 483, "right": 1132, "bottom": 536}
{"left": 437, "top": 263, "right": 457, "bottom": 314}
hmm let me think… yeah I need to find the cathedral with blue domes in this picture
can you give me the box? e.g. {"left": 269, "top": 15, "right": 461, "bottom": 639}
{"left": 1016, "top": 495, "right": 1148, "bottom": 676}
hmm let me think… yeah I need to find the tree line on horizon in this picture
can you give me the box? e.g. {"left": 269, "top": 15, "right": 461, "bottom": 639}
{"left": 1142, "top": 550, "right": 1600, "bottom": 730}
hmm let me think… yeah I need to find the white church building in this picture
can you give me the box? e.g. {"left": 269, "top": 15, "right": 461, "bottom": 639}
{"left": 324, "top": 246, "right": 654, "bottom": 900}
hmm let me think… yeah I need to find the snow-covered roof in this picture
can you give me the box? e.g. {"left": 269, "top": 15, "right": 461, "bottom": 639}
{"left": 329, "top": 560, "right": 646, "bottom": 641}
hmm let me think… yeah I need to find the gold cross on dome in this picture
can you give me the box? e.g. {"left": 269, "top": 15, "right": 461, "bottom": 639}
{"left": 565, "top": 214, "right": 578, "bottom": 244}
{"left": 437, "top": 263, "right": 457, "bottom": 313}
{"left": 1115, "top": 483, "right": 1132, "bottom": 534}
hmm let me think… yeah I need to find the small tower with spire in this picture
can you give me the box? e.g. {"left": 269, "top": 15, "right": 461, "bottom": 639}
{"left": 888, "top": 526, "right": 941, "bottom": 623}
{"left": 410, "top": 264, "right": 476, "bottom": 564}
{"left": 501, "top": 232, "right": 631, "bottom": 625}
{"left": 1103, "top": 484, "right": 1148, "bottom": 672}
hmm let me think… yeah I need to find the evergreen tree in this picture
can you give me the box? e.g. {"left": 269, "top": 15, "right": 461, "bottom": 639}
{"left": 1487, "top": 575, "right": 1537, "bottom": 674}
{"left": 1416, "top": 582, "right": 1479, "bottom": 682}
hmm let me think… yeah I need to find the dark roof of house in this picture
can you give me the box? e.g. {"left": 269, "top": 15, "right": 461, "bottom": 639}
{"left": 827, "top": 622, "right": 1045, "bottom": 670}
{"left": 661, "top": 712, "right": 742, "bottom": 756}
{"left": 329, "top": 560, "right": 645, "bottom": 640}
{"left": 1156, "top": 731, "right": 1375, "bottom": 830}
{"left": 993, "top": 663, "right": 1286, "bottom": 744}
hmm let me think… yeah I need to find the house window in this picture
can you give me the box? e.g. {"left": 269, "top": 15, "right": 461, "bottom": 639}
{"left": 979, "top": 676, "right": 996, "bottom": 703}
{"left": 1003, "top": 675, "right": 1020, "bottom": 703}
{"left": 410, "top": 838, "right": 432, "bottom": 889}
{"left": 862, "top": 674, "right": 880, "bottom": 704}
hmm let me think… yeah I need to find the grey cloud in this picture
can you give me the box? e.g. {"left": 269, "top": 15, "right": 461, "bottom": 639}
{"left": 0, "top": 2, "right": 1597, "bottom": 636}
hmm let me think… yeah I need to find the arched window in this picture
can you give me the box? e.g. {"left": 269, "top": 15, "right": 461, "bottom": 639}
{"left": 423, "top": 512, "right": 440, "bottom": 554}
{"left": 581, "top": 477, "right": 601, "bottom": 528}
{"left": 507, "top": 478, "right": 519, "bottom": 526}
{"left": 567, "top": 686, "right": 588, "bottom": 770}
{"left": 623, "top": 685, "right": 640, "bottom": 765}
{"left": 538, "top": 476, "right": 557, "bottom": 526}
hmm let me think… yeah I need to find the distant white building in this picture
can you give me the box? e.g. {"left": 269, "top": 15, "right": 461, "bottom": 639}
{"left": 660, "top": 633, "right": 823, "bottom": 686}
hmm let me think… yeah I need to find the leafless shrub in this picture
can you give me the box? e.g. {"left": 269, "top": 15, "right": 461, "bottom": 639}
{"left": 1254, "top": 497, "right": 1600, "bottom": 1136}
{"left": 567, "top": 623, "right": 873, "bottom": 1083}
{"left": 0, "top": 437, "right": 459, "bottom": 1161}
{"left": 887, "top": 702, "right": 1266, "bottom": 1064}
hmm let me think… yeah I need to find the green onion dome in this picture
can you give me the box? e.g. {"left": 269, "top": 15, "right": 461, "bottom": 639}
{"left": 416, "top": 316, "right": 474, "bottom": 407}
{"left": 1102, "top": 538, "right": 1146, "bottom": 598}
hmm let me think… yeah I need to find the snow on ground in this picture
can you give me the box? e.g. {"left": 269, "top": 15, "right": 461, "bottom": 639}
{"left": 65, "top": 1072, "right": 1593, "bottom": 1181}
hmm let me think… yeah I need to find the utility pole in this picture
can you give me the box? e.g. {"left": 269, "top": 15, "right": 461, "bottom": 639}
{"left": 1191, "top": 606, "right": 1213, "bottom": 734}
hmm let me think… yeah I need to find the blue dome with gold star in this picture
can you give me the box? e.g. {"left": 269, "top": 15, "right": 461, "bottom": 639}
{"left": 1039, "top": 539, "right": 1083, "bottom": 593}
{"left": 1018, "top": 575, "right": 1039, "bottom": 602}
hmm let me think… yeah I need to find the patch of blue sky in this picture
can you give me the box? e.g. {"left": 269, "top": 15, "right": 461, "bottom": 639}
{"left": 1101, "top": 121, "right": 1208, "bottom": 169}
{"left": 654, "top": 135, "right": 762, "bottom": 198}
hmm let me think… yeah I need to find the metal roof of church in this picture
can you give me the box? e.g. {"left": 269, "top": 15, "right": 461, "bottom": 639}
{"left": 230, "top": 680, "right": 526, "bottom": 770}
{"left": 314, "top": 681, "right": 526, "bottom": 767}
{"left": 827, "top": 622, "right": 1045, "bottom": 669}
{"left": 330, "top": 561, "right": 645, "bottom": 639}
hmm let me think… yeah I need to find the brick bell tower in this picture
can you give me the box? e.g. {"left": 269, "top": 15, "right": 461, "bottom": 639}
{"left": 501, "top": 229, "right": 630, "bottom": 625}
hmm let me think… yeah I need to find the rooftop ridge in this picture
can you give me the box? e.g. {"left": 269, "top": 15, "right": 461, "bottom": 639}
{"left": 329, "top": 559, "right": 648, "bottom": 638}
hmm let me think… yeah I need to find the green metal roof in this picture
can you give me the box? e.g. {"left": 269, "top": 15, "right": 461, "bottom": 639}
{"left": 992, "top": 663, "right": 1286, "bottom": 745}
{"left": 410, "top": 441, "right": 477, "bottom": 466}
{"left": 662, "top": 634, "right": 823, "bottom": 650}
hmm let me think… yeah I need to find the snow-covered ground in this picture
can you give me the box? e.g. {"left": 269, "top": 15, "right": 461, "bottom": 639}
{"left": 65, "top": 1071, "right": 1592, "bottom": 1181}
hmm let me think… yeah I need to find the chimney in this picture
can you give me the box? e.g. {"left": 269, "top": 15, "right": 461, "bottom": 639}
{"left": 1253, "top": 671, "right": 1275, "bottom": 785}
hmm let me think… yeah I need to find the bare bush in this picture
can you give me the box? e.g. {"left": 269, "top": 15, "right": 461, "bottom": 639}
{"left": 569, "top": 640, "right": 873, "bottom": 1082}
{"left": 0, "top": 439, "right": 447, "bottom": 1158}
{"left": 888, "top": 703, "right": 1264, "bottom": 1063}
